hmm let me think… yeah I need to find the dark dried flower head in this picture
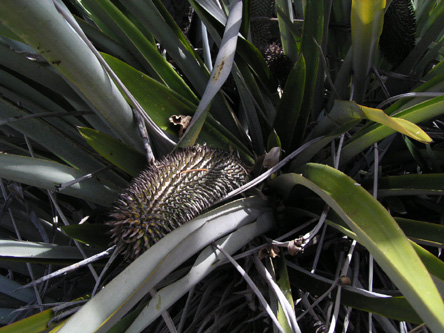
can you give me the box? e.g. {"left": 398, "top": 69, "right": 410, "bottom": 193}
{"left": 379, "top": 0, "right": 416, "bottom": 67}
{"left": 108, "top": 145, "right": 248, "bottom": 261}
{"left": 264, "top": 42, "right": 293, "bottom": 87}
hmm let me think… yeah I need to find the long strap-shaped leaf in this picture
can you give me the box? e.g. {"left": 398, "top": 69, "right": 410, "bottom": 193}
{"left": 178, "top": 0, "right": 243, "bottom": 147}
{"left": 270, "top": 164, "right": 444, "bottom": 332}
{"left": 351, "top": 0, "right": 385, "bottom": 102}
{"left": 0, "top": 240, "right": 99, "bottom": 262}
{"left": 308, "top": 100, "right": 432, "bottom": 144}
{"left": 125, "top": 213, "right": 275, "bottom": 332}
{"left": 79, "top": 0, "right": 198, "bottom": 104}
{"left": 0, "top": 0, "right": 142, "bottom": 150}
{"left": 56, "top": 197, "right": 268, "bottom": 333}
{"left": 341, "top": 94, "right": 444, "bottom": 165}
{"left": 292, "top": 0, "right": 324, "bottom": 147}
{"left": 0, "top": 153, "right": 118, "bottom": 206}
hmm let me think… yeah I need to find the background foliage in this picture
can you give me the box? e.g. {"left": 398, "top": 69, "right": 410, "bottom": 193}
{"left": 0, "top": 0, "right": 444, "bottom": 332}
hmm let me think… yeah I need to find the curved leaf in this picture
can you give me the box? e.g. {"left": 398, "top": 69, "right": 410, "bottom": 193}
{"left": 310, "top": 100, "right": 431, "bottom": 144}
{"left": 327, "top": 212, "right": 444, "bottom": 285}
{"left": 0, "top": 153, "right": 118, "bottom": 206}
{"left": 79, "top": 0, "right": 197, "bottom": 103}
{"left": 178, "top": 0, "right": 243, "bottom": 147}
{"left": 119, "top": 0, "right": 207, "bottom": 93}
{"left": 79, "top": 127, "right": 146, "bottom": 177}
{"left": 396, "top": 217, "right": 444, "bottom": 247}
{"left": 58, "top": 197, "right": 270, "bottom": 332}
{"left": 358, "top": 105, "right": 432, "bottom": 143}
{"left": 62, "top": 224, "right": 111, "bottom": 249}
{"left": 126, "top": 213, "right": 274, "bottom": 332}
{"left": 288, "top": 263, "right": 422, "bottom": 323}
{"left": 0, "top": 0, "right": 143, "bottom": 149}
{"left": 293, "top": 0, "right": 324, "bottom": 146}
{"left": 341, "top": 95, "right": 444, "bottom": 164}
{"left": 101, "top": 53, "right": 194, "bottom": 133}
{"left": 274, "top": 55, "right": 306, "bottom": 152}
{"left": 0, "top": 308, "right": 54, "bottom": 333}
{"left": 103, "top": 53, "right": 253, "bottom": 163}
{"left": 350, "top": 0, "right": 385, "bottom": 102}
{"left": 270, "top": 164, "right": 444, "bottom": 331}
{"left": 0, "top": 240, "right": 99, "bottom": 263}
{"left": 376, "top": 173, "right": 444, "bottom": 197}
{"left": 189, "top": 0, "right": 274, "bottom": 92}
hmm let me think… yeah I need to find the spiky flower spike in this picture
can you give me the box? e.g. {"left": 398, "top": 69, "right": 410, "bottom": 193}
{"left": 108, "top": 145, "right": 248, "bottom": 261}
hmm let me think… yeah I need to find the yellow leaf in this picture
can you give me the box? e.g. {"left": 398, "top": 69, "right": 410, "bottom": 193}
{"left": 359, "top": 105, "right": 432, "bottom": 144}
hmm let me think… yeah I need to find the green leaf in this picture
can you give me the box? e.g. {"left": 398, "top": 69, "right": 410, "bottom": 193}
{"left": 75, "top": 16, "right": 145, "bottom": 72}
{"left": 376, "top": 173, "right": 444, "bottom": 197}
{"left": 410, "top": 242, "right": 444, "bottom": 282}
{"left": 0, "top": 240, "right": 99, "bottom": 264}
{"left": 276, "top": 0, "right": 299, "bottom": 61}
{"left": 289, "top": 134, "right": 338, "bottom": 171}
{"left": 62, "top": 224, "right": 111, "bottom": 249}
{"left": 119, "top": 0, "right": 207, "bottom": 93}
{"left": 0, "top": 153, "right": 118, "bottom": 206}
{"left": 102, "top": 53, "right": 253, "bottom": 163}
{"left": 0, "top": 98, "right": 112, "bottom": 175}
{"left": 79, "top": 0, "right": 198, "bottom": 103}
{"left": 274, "top": 55, "right": 306, "bottom": 152}
{"left": 293, "top": 0, "right": 324, "bottom": 146}
{"left": 0, "top": 308, "right": 54, "bottom": 333}
{"left": 289, "top": 263, "right": 422, "bottom": 323}
{"left": 57, "top": 197, "right": 270, "bottom": 332}
{"left": 0, "top": 21, "right": 22, "bottom": 42}
{"left": 0, "top": 68, "right": 86, "bottom": 138}
{"left": 107, "top": 304, "right": 145, "bottom": 333}
{"left": 79, "top": 127, "right": 146, "bottom": 177}
{"left": 126, "top": 213, "right": 275, "bottom": 332}
{"left": 341, "top": 95, "right": 444, "bottom": 165}
{"left": 0, "top": 41, "right": 85, "bottom": 109}
{"left": 0, "top": 275, "right": 51, "bottom": 304}
{"left": 178, "top": 1, "right": 243, "bottom": 147}
{"left": 404, "top": 136, "right": 431, "bottom": 171}
{"left": 350, "top": 0, "right": 385, "bottom": 102}
{"left": 124, "top": 0, "right": 239, "bottom": 131}
{"left": 0, "top": 1, "right": 143, "bottom": 149}
{"left": 190, "top": 0, "right": 275, "bottom": 93}
{"left": 270, "top": 164, "right": 444, "bottom": 331}
{"left": 102, "top": 52, "right": 192, "bottom": 134}
{"left": 310, "top": 100, "right": 431, "bottom": 144}
{"left": 395, "top": 217, "right": 444, "bottom": 247}
{"left": 276, "top": 256, "right": 294, "bottom": 333}
{"left": 232, "top": 63, "right": 264, "bottom": 154}
{"left": 357, "top": 105, "right": 432, "bottom": 143}
{"left": 327, "top": 213, "right": 444, "bottom": 286}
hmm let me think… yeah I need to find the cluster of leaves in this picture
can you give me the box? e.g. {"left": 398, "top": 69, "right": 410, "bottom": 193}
{"left": 0, "top": 0, "right": 444, "bottom": 332}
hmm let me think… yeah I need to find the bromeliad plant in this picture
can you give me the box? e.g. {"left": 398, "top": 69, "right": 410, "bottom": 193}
{"left": 1, "top": 0, "right": 444, "bottom": 331}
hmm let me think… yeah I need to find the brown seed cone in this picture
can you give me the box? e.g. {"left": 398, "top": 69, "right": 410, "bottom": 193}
{"left": 107, "top": 145, "right": 248, "bottom": 261}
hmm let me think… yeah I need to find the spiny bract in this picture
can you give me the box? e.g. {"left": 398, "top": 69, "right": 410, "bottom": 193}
{"left": 108, "top": 145, "right": 248, "bottom": 261}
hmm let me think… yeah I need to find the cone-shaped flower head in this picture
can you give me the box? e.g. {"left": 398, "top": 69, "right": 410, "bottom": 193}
{"left": 108, "top": 145, "right": 248, "bottom": 261}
